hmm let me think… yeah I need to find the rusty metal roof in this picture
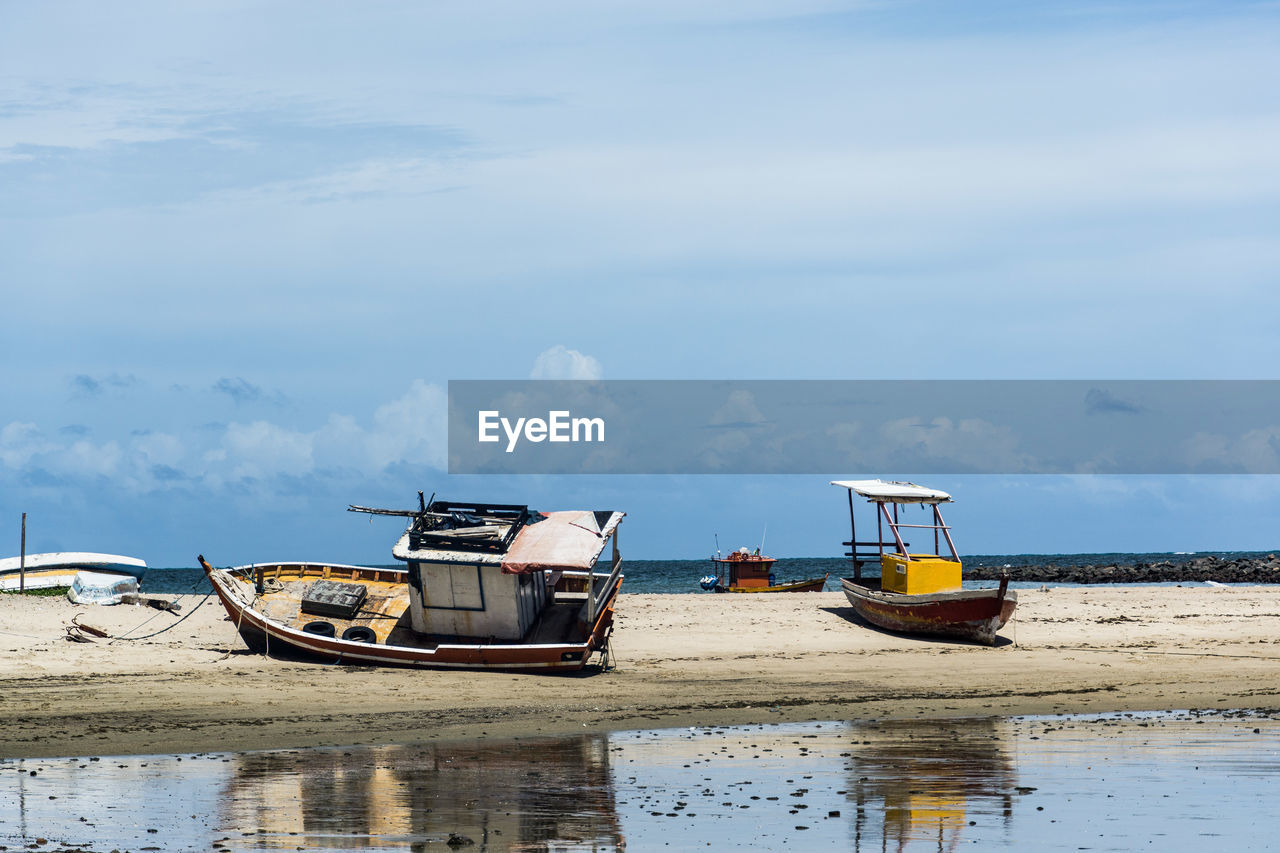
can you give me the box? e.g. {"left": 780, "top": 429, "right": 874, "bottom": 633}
{"left": 500, "top": 510, "right": 625, "bottom": 573}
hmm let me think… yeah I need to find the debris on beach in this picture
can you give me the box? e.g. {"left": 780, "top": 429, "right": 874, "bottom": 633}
{"left": 65, "top": 616, "right": 111, "bottom": 643}
{"left": 66, "top": 571, "right": 138, "bottom": 606}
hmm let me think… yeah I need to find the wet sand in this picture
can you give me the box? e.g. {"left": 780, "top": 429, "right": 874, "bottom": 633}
{"left": 1, "top": 586, "right": 1278, "bottom": 759}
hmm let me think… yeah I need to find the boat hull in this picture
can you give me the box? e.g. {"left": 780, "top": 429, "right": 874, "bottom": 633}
{"left": 840, "top": 578, "right": 1016, "bottom": 646}
{"left": 719, "top": 574, "right": 829, "bottom": 593}
{"left": 204, "top": 560, "right": 619, "bottom": 672}
{"left": 0, "top": 552, "right": 146, "bottom": 591}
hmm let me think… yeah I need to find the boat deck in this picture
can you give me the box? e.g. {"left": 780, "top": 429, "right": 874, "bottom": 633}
{"left": 228, "top": 565, "right": 593, "bottom": 649}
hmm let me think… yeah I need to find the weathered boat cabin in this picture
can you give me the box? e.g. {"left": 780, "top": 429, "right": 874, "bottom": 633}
{"left": 373, "top": 498, "right": 623, "bottom": 642}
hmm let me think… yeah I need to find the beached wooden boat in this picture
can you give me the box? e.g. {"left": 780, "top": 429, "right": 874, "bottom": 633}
{"left": 832, "top": 480, "right": 1016, "bottom": 645}
{"left": 0, "top": 552, "right": 146, "bottom": 592}
{"left": 200, "top": 496, "right": 624, "bottom": 671}
{"left": 841, "top": 577, "right": 1015, "bottom": 645}
{"left": 700, "top": 548, "right": 828, "bottom": 593}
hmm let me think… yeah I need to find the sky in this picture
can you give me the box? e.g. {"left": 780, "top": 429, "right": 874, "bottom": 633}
{"left": 3, "top": 0, "right": 1280, "bottom": 566}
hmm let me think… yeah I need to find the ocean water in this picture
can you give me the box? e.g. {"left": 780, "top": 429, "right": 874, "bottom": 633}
{"left": 139, "top": 550, "right": 1280, "bottom": 595}
{"left": 3, "top": 712, "right": 1276, "bottom": 851}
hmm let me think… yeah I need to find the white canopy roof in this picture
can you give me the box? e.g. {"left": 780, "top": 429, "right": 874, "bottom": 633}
{"left": 830, "top": 479, "right": 952, "bottom": 504}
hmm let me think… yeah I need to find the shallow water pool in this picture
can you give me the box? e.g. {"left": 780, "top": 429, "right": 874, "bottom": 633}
{"left": 2, "top": 710, "right": 1276, "bottom": 851}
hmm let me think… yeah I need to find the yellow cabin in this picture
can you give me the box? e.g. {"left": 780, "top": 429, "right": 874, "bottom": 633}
{"left": 880, "top": 553, "right": 962, "bottom": 595}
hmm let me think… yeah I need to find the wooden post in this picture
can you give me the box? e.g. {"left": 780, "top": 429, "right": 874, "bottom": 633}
{"left": 933, "top": 504, "right": 940, "bottom": 555}
{"left": 936, "top": 505, "right": 960, "bottom": 562}
{"left": 848, "top": 489, "right": 860, "bottom": 581}
{"left": 881, "top": 503, "right": 908, "bottom": 556}
{"left": 587, "top": 563, "right": 597, "bottom": 628}
{"left": 19, "top": 512, "right": 26, "bottom": 593}
{"left": 876, "top": 503, "right": 883, "bottom": 561}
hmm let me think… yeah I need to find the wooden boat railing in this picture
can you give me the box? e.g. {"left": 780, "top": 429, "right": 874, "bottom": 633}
{"left": 585, "top": 533, "right": 623, "bottom": 627}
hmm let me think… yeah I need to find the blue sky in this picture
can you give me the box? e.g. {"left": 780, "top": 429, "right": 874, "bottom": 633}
{"left": 3, "top": 0, "right": 1280, "bottom": 566}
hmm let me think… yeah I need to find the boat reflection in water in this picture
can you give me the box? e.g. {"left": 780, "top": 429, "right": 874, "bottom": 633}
{"left": 222, "top": 735, "right": 622, "bottom": 851}
{"left": 6, "top": 715, "right": 1279, "bottom": 851}
{"left": 846, "top": 718, "right": 1017, "bottom": 852}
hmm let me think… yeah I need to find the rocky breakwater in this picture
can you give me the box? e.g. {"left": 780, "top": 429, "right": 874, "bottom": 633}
{"left": 967, "top": 554, "right": 1280, "bottom": 584}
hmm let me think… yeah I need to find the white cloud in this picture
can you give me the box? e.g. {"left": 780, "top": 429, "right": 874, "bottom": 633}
{"left": 220, "top": 421, "right": 315, "bottom": 480}
{"left": 130, "top": 431, "right": 184, "bottom": 468}
{"left": 365, "top": 379, "right": 448, "bottom": 469}
{"left": 0, "top": 422, "right": 123, "bottom": 478}
{"left": 878, "top": 416, "right": 1036, "bottom": 473}
{"left": 62, "top": 439, "right": 123, "bottom": 477}
{"left": 0, "top": 422, "right": 52, "bottom": 469}
{"left": 708, "top": 390, "right": 766, "bottom": 427}
{"left": 0, "top": 380, "right": 448, "bottom": 493}
{"left": 530, "top": 345, "right": 603, "bottom": 380}
{"left": 1184, "top": 427, "right": 1280, "bottom": 474}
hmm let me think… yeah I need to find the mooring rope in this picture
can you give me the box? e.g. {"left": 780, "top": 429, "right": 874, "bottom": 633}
{"left": 103, "top": 569, "right": 215, "bottom": 642}
{"left": 110, "top": 590, "right": 215, "bottom": 642}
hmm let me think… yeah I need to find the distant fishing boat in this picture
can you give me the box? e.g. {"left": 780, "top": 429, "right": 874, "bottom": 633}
{"left": 201, "top": 494, "right": 624, "bottom": 671}
{"left": 832, "top": 480, "right": 1015, "bottom": 646}
{"left": 0, "top": 552, "right": 146, "bottom": 592}
{"left": 700, "top": 547, "right": 828, "bottom": 593}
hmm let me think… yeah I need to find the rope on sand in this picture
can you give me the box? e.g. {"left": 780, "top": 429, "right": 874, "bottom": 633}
{"left": 105, "top": 571, "right": 216, "bottom": 642}
{"left": 109, "top": 591, "right": 214, "bottom": 642}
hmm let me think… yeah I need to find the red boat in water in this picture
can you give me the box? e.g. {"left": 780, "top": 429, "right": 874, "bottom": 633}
{"left": 832, "top": 480, "right": 1015, "bottom": 646}
{"left": 701, "top": 548, "right": 828, "bottom": 593}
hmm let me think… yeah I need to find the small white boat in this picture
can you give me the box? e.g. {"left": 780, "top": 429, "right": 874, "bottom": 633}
{"left": 66, "top": 571, "right": 141, "bottom": 605}
{"left": 0, "top": 552, "right": 147, "bottom": 591}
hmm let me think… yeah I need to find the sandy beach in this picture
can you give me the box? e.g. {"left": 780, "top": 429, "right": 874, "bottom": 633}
{"left": 2, "top": 586, "right": 1278, "bottom": 759}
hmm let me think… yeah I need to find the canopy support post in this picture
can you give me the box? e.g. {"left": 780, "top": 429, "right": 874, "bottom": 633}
{"left": 933, "top": 504, "right": 940, "bottom": 555}
{"left": 849, "top": 490, "right": 860, "bottom": 581}
{"left": 880, "top": 502, "right": 908, "bottom": 557}
{"left": 936, "top": 505, "right": 960, "bottom": 562}
{"left": 876, "top": 504, "right": 883, "bottom": 562}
